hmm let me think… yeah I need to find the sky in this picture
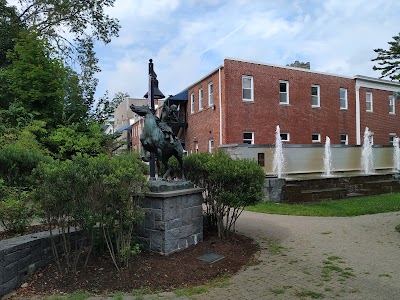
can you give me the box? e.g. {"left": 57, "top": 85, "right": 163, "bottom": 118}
{"left": 8, "top": 0, "right": 400, "bottom": 100}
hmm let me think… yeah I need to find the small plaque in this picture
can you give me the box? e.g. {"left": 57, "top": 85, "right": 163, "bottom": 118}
{"left": 197, "top": 253, "right": 225, "bottom": 263}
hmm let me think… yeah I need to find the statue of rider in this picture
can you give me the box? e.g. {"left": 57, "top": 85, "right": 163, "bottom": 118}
{"left": 157, "top": 104, "right": 179, "bottom": 144}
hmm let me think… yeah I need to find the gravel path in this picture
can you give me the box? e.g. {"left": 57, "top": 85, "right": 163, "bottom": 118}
{"left": 95, "top": 210, "right": 400, "bottom": 300}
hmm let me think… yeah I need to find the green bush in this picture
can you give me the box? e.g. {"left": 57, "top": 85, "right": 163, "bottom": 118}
{"left": 184, "top": 151, "right": 265, "bottom": 238}
{"left": 33, "top": 152, "right": 148, "bottom": 272}
{"left": 0, "top": 138, "right": 49, "bottom": 188}
{"left": 0, "top": 186, "right": 35, "bottom": 234}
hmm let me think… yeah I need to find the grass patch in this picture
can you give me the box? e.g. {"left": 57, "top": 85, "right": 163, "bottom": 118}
{"left": 246, "top": 193, "right": 400, "bottom": 217}
{"left": 378, "top": 273, "right": 392, "bottom": 278}
{"left": 295, "top": 289, "right": 324, "bottom": 299}
{"left": 174, "top": 286, "right": 209, "bottom": 297}
{"left": 321, "top": 256, "right": 355, "bottom": 282}
{"left": 268, "top": 240, "right": 285, "bottom": 254}
{"left": 395, "top": 224, "right": 400, "bottom": 233}
{"left": 174, "top": 273, "right": 232, "bottom": 297}
{"left": 44, "top": 292, "right": 92, "bottom": 300}
{"left": 270, "top": 287, "right": 286, "bottom": 295}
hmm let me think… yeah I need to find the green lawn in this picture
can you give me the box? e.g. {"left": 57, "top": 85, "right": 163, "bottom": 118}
{"left": 246, "top": 194, "right": 400, "bottom": 217}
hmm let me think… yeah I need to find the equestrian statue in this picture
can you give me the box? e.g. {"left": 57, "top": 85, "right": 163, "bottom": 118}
{"left": 130, "top": 104, "right": 185, "bottom": 180}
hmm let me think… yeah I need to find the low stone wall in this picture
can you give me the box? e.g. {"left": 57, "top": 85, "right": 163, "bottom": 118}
{"left": 0, "top": 229, "right": 78, "bottom": 298}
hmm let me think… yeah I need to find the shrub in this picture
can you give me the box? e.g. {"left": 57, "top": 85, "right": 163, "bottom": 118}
{"left": 0, "top": 186, "right": 35, "bottom": 234}
{"left": 0, "top": 142, "right": 48, "bottom": 188}
{"left": 184, "top": 151, "right": 265, "bottom": 238}
{"left": 33, "top": 152, "right": 148, "bottom": 273}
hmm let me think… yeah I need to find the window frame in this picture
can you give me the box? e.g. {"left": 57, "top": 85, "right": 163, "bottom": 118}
{"left": 312, "top": 133, "right": 321, "bottom": 143}
{"left": 311, "top": 85, "right": 320, "bottom": 108}
{"left": 279, "top": 80, "right": 289, "bottom": 105}
{"left": 257, "top": 153, "right": 265, "bottom": 167}
{"left": 208, "top": 82, "right": 214, "bottom": 106}
{"left": 208, "top": 139, "right": 214, "bottom": 153}
{"left": 242, "top": 75, "right": 254, "bottom": 102}
{"left": 389, "top": 133, "right": 397, "bottom": 145}
{"left": 243, "top": 132, "right": 254, "bottom": 144}
{"left": 389, "top": 95, "right": 395, "bottom": 114}
{"left": 340, "top": 134, "right": 348, "bottom": 145}
{"left": 190, "top": 92, "right": 195, "bottom": 114}
{"left": 280, "top": 132, "right": 290, "bottom": 142}
{"left": 366, "top": 92, "right": 373, "bottom": 112}
{"left": 340, "top": 88, "right": 348, "bottom": 110}
{"left": 198, "top": 88, "right": 203, "bottom": 111}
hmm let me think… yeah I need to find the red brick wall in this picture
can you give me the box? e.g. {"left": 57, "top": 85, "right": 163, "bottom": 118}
{"left": 186, "top": 70, "right": 222, "bottom": 153}
{"left": 223, "top": 59, "right": 356, "bottom": 145}
{"left": 185, "top": 59, "right": 400, "bottom": 151}
{"left": 359, "top": 87, "right": 400, "bottom": 145}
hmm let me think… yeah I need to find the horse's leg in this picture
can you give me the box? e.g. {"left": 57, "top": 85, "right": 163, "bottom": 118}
{"left": 141, "top": 145, "right": 149, "bottom": 162}
{"left": 175, "top": 152, "right": 185, "bottom": 181}
{"left": 156, "top": 148, "right": 163, "bottom": 179}
{"left": 162, "top": 158, "right": 171, "bottom": 180}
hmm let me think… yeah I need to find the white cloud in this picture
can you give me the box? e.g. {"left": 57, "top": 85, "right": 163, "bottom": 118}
{"left": 95, "top": 0, "right": 400, "bottom": 98}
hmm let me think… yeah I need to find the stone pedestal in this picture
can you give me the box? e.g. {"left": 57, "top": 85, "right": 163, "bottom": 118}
{"left": 136, "top": 181, "right": 204, "bottom": 255}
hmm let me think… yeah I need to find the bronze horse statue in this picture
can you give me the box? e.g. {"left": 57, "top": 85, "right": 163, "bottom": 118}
{"left": 130, "top": 104, "right": 185, "bottom": 180}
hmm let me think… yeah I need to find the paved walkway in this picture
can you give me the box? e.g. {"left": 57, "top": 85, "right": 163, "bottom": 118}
{"left": 25, "top": 211, "right": 400, "bottom": 299}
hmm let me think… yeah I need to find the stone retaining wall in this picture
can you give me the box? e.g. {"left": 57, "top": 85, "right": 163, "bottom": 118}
{"left": 0, "top": 229, "right": 78, "bottom": 298}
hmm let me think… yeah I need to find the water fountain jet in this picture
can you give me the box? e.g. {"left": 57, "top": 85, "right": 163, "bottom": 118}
{"left": 393, "top": 137, "right": 400, "bottom": 172}
{"left": 323, "top": 136, "right": 333, "bottom": 176}
{"left": 361, "top": 127, "right": 374, "bottom": 174}
{"left": 272, "top": 125, "right": 284, "bottom": 178}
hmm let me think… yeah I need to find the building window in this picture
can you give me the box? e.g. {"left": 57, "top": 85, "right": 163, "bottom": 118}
{"left": 208, "top": 83, "right": 214, "bottom": 106}
{"left": 258, "top": 153, "right": 265, "bottom": 167}
{"left": 311, "top": 85, "right": 320, "bottom": 107}
{"left": 366, "top": 92, "right": 373, "bottom": 112}
{"left": 389, "top": 95, "right": 395, "bottom": 114}
{"left": 312, "top": 133, "right": 321, "bottom": 143}
{"left": 340, "top": 134, "right": 348, "bottom": 145}
{"left": 340, "top": 88, "right": 347, "bottom": 109}
{"left": 190, "top": 93, "right": 194, "bottom": 114}
{"left": 390, "top": 134, "right": 397, "bottom": 145}
{"left": 280, "top": 132, "right": 290, "bottom": 142}
{"left": 209, "top": 139, "right": 214, "bottom": 153}
{"left": 242, "top": 75, "right": 254, "bottom": 101}
{"left": 198, "top": 89, "right": 203, "bottom": 111}
{"left": 243, "top": 132, "right": 254, "bottom": 144}
{"left": 279, "top": 81, "right": 289, "bottom": 104}
{"left": 195, "top": 142, "right": 199, "bottom": 153}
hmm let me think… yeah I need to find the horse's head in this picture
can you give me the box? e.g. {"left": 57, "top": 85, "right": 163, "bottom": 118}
{"left": 130, "top": 105, "right": 154, "bottom": 117}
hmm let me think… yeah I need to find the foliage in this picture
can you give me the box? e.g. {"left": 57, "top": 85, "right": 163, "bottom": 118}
{"left": 0, "top": 127, "right": 49, "bottom": 188}
{"left": 44, "top": 122, "right": 114, "bottom": 159}
{"left": 5, "top": 31, "right": 67, "bottom": 127}
{"left": 33, "top": 153, "right": 148, "bottom": 273}
{"left": 184, "top": 151, "right": 265, "bottom": 238}
{"left": 0, "top": 186, "right": 35, "bottom": 234}
{"left": 0, "top": 0, "right": 24, "bottom": 67}
{"left": 93, "top": 91, "right": 130, "bottom": 124}
{"left": 372, "top": 32, "right": 400, "bottom": 81}
{"left": 246, "top": 194, "right": 400, "bottom": 217}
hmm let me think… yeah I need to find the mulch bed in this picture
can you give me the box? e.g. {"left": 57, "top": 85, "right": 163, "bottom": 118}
{"left": 7, "top": 228, "right": 259, "bottom": 298}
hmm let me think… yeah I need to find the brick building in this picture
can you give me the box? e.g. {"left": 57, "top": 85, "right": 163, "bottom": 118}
{"left": 183, "top": 58, "right": 400, "bottom": 153}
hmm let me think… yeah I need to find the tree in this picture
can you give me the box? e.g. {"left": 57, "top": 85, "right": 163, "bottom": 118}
{"left": 0, "top": 0, "right": 25, "bottom": 67}
{"left": 6, "top": 31, "right": 67, "bottom": 127}
{"left": 372, "top": 33, "right": 400, "bottom": 81}
{"left": 93, "top": 91, "right": 130, "bottom": 124}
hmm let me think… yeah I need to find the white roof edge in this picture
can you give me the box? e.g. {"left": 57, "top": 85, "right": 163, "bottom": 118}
{"left": 224, "top": 57, "right": 354, "bottom": 79}
{"left": 354, "top": 75, "right": 400, "bottom": 87}
{"left": 184, "top": 64, "right": 224, "bottom": 92}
